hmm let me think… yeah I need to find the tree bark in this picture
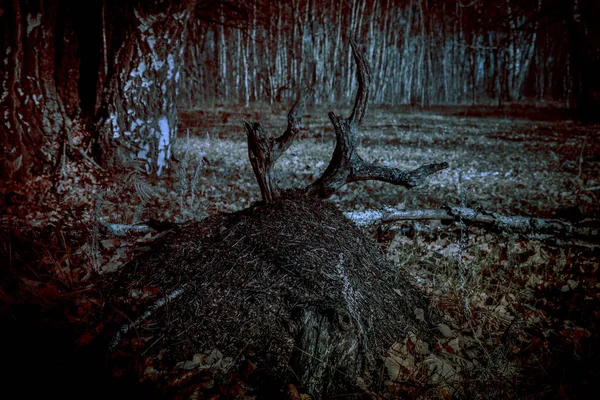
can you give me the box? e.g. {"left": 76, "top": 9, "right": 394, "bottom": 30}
{"left": 565, "top": 0, "right": 600, "bottom": 122}
{"left": 1, "top": 0, "right": 199, "bottom": 181}
{"left": 93, "top": 0, "right": 194, "bottom": 175}
{"left": 0, "top": 0, "right": 66, "bottom": 181}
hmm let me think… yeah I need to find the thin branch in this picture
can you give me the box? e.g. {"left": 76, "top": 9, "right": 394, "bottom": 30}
{"left": 275, "top": 88, "right": 314, "bottom": 158}
{"left": 345, "top": 206, "right": 600, "bottom": 244}
{"left": 109, "top": 286, "right": 187, "bottom": 351}
{"left": 100, "top": 222, "right": 155, "bottom": 237}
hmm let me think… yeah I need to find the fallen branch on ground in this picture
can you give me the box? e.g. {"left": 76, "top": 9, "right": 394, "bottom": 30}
{"left": 345, "top": 206, "right": 600, "bottom": 243}
{"left": 101, "top": 207, "right": 599, "bottom": 245}
{"left": 100, "top": 221, "right": 156, "bottom": 237}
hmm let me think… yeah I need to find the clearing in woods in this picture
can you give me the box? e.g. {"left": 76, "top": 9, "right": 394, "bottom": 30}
{"left": 175, "top": 104, "right": 597, "bottom": 220}
{"left": 1, "top": 104, "right": 599, "bottom": 398}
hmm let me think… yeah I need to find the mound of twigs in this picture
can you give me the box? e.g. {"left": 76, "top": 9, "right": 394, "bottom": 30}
{"left": 103, "top": 190, "right": 440, "bottom": 396}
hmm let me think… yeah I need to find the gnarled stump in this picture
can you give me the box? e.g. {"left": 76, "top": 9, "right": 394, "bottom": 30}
{"left": 104, "top": 42, "right": 447, "bottom": 397}
{"left": 105, "top": 191, "right": 439, "bottom": 396}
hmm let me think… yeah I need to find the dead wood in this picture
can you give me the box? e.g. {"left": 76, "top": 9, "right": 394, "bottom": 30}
{"left": 100, "top": 221, "right": 156, "bottom": 237}
{"left": 243, "top": 89, "right": 313, "bottom": 203}
{"left": 347, "top": 206, "right": 600, "bottom": 244}
{"left": 102, "top": 43, "right": 449, "bottom": 397}
{"left": 104, "top": 191, "right": 440, "bottom": 396}
{"left": 306, "top": 42, "right": 448, "bottom": 198}
{"left": 243, "top": 41, "right": 448, "bottom": 203}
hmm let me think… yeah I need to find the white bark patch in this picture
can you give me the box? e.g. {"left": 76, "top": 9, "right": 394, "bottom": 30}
{"left": 153, "top": 59, "right": 164, "bottom": 71}
{"left": 109, "top": 113, "right": 120, "bottom": 138}
{"left": 137, "top": 142, "right": 150, "bottom": 160}
{"left": 147, "top": 37, "right": 156, "bottom": 51}
{"left": 167, "top": 54, "right": 175, "bottom": 80}
{"left": 1, "top": 53, "right": 9, "bottom": 103}
{"left": 130, "top": 60, "right": 146, "bottom": 77}
{"left": 345, "top": 209, "right": 385, "bottom": 227}
{"left": 156, "top": 116, "right": 170, "bottom": 175}
{"left": 26, "top": 13, "right": 42, "bottom": 36}
{"left": 161, "top": 83, "right": 168, "bottom": 109}
{"left": 173, "top": 11, "right": 187, "bottom": 21}
{"left": 133, "top": 9, "right": 162, "bottom": 33}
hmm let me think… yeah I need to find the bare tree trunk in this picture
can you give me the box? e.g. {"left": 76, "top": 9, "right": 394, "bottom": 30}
{"left": 170, "top": 0, "right": 585, "bottom": 110}
{"left": 565, "top": 0, "right": 600, "bottom": 122}
{"left": 0, "top": 0, "right": 66, "bottom": 181}
{"left": 94, "top": 0, "right": 193, "bottom": 175}
{"left": 240, "top": 29, "right": 250, "bottom": 107}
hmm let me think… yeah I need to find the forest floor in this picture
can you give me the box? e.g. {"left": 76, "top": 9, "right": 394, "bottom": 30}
{"left": 1, "top": 104, "right": 599, "bottom": 399}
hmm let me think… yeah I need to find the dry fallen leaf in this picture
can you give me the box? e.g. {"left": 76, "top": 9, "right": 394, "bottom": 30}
{"left": 438, "top": 323, "right": 455, "bottom": 338}
{"left": 414, "top": 307, "right": 425, "bottom": 322}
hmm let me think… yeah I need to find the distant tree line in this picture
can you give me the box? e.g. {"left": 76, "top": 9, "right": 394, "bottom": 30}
{"left": 1, "top": 0, "right": 597, "bottom": 182}
{"left": 180, "top": 0, "right": 599, "bottom": 111}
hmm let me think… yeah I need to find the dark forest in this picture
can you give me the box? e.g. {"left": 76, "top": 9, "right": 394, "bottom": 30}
{"left": 1, "top": 0, "right": 599, "bottom": 399}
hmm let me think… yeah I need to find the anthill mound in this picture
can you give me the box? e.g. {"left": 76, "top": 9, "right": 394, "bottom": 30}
{"left": 104, "top": 190, "right": 440, "bottom": 396}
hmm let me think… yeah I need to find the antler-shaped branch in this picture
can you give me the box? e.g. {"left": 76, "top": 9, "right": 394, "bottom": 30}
{"left": 348, "top": 40, "right": 370, "bottom": 126}
{"left": 307, "top": 43, "right": 448, "bottom": 198}
{"left": 244, "top": 88, "right": 314, "bottom": 203}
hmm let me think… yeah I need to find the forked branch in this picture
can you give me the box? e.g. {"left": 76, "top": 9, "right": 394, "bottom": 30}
{"left": 307, "top": 42, "right": 448, "bottom": 198}
{"left": 244, "top": 42, "right": 448, "bottom": 203}
{"left": 244, "top": 89, "right": 313, "bottom": 203}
